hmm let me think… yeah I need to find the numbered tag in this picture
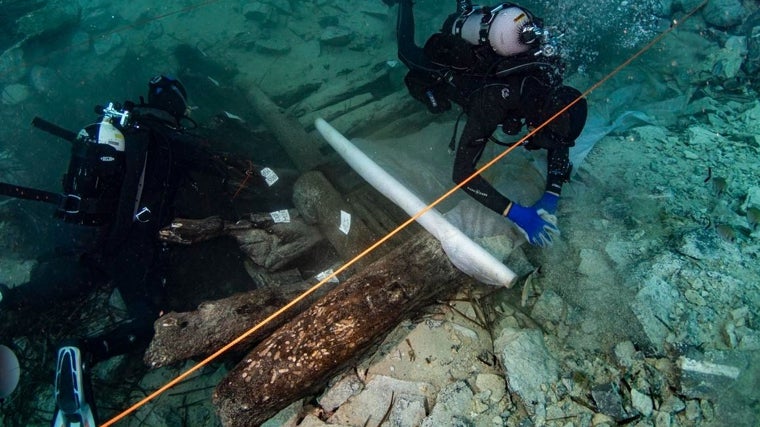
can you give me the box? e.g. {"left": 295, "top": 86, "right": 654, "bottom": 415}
{"left": 260, "top": 167, "right": 279, "bottom": 187}
{"left": 270, "top": 209, "right": 291, "bottom": 223}
{"left": 316, "top": 269, "right": 340, "bottom": 284}
{"left": 339, "top": 210, "right": 351, "bottom": 235}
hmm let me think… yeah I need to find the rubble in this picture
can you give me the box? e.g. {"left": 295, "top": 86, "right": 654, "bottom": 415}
{"left": 2, "top": 0, "right": 760, "bottom": 426}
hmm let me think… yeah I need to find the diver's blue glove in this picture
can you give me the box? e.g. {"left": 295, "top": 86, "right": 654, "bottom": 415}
{"left": 533, "top": 191, "right": 560, "bottom": 215}
{"left": 505, "top": 202, "right": 559, "bottom": 247}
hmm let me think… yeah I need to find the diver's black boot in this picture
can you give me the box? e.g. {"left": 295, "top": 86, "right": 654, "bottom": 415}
{"left": 52, "top": 341, "right": 97, "bottom": 427}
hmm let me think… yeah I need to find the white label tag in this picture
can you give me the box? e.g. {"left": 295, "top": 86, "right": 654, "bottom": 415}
{"left": 339, "top": 210, "right": 351, "bottom": 235}
{"left": 316, "top": 269, "right": 340, "bottom": 284}
{"left": 270, "top": 210, "right": 291, "bottom": 223}
{"left": 260, "top": 167, "right": 279, "bottom": 187}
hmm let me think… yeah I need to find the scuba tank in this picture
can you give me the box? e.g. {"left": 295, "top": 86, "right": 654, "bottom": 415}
{"left": 450, "top": 3, "right": 560, "bottom": 58}
{"left": 55, "top": 103, "right": 129, "bottom": 226}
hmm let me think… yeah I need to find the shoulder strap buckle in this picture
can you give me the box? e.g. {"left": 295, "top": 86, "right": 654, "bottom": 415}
{"left": 59, "top": 194, "right": 82, "bottom": 214}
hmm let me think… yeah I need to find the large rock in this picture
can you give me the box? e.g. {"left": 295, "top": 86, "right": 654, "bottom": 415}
{"left": 703, "top": 0, "right": 745, "bottom": 28}
{"left": 676, "top": 227, "right": 727, "bottom": 261}
{"left": 631, "top": 388, "right": 654, "bottom": 417}
{"left": 631, "top": 274, "right": 681, "bottom": 351}
{"left": 710, "top": 36, "right": 747, "bottom": 80}
{"left": 0, "top": 258, "right": 36, "bottom": 286}
{"left": 591, "top": 382, "right": 629, "bottom": 421}
{"left": 678, "top": 351, "right": 743, "bottom": 399}
{"left": 493, "top": 327, "right": 559, "bottom": 418}
{"left": 744, "top": 13, "right": 760, "bottom": 75}
{"left": 1, "top": 83, "right": 30, "bottom": 105}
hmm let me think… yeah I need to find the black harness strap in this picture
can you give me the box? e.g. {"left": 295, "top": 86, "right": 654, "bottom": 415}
{"left": 0, "top": 182, "right": 62, "bottom": 205}
{"left": 0, "top": 182, "right": 118, "bottom": 218}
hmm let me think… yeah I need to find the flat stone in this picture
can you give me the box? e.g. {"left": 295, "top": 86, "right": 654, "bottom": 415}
{"left": 687, "top": 125, "right": 723, "bottom": 146}
{"left": 700, "top": 399, "right": 715, "bottom": 421}
{"left": 631, "top": 388, "right": 654, "bottom": 417}
{"left": 494, "top": 327, "right": 559, "bottom": 417}
{"left": 631, "top": 125, "right": 669, "bottom": 144}
{"left": 591, "top": 412, "right": 616, "bottom": 426}
{"left": 613, "top": 341, "right": 638, "bottom": 369}
{"left": 684, "top": 399, "right": 701, "bottom": 421}
{"left": 738, "top": 329, "right": 760, "bottom": 350}
{"left": 591, "top": 382, "right": 628, "bottom": 421}
{"left": 1, "top": 84, "right": 30, "bottom": 105}
{"left": 328, "top": 375, "right": 435, "bottom": 426}
{"left": 659, "top": 394, "right": 685, "bottom": 413}
{"left": 242, "top": 2, "right": 273, "bottom": 22}
{"left": 678, "top": 352, "right": 743, "bottom": 399}
{"left": 710, "top": 36, "right": 747, "bottom": 79}
{"left": 654, "top": 410, "right": 671, "bottom": 427}
{"left": 320, "top": 26, "right": 352, "bottom": 46}
{"left": 684, "top": 289, "right": 706, "bottom": 306}
{"left": 262, "top": 399, "right": 303, "bottom": 427}
{"left": 676, "top": 228, "right": 721, "bottom": 261}
{"left": 631, "top": 276, "right": 680, "bottom": 351}
{"left": 0, "top": 258, "right": 37, "bottom": 288}
{"left": 317, "top": 372, "right": 364, "bottom": 412}
{"left": 0, "top": 46, "right": 27, "bottom": 84}
{"left": 255, "top": 39, "right": 291, "bottom": 55}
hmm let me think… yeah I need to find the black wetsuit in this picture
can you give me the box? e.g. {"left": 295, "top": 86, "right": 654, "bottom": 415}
{"left": 397, "top": 1, "right": 581, "bottom": 215}
{"left": 1, "top": 108, "right": 210, "bottom": 362}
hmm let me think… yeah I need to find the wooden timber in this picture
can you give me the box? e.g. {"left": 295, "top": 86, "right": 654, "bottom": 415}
{"left": 213, "top": 231, "right": 471, "bottom": 427}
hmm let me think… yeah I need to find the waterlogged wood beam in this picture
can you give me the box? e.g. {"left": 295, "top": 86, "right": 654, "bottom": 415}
{"left": 213, "top": 231, "right": 469, "bottom": 426}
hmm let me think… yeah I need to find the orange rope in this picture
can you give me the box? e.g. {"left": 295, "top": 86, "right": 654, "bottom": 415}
{"left": 100, "top": 1, "right": 708, "bottom": 425}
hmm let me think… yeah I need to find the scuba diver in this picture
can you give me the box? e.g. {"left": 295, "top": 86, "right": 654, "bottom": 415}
{"left": 0, "top": 75, "right": 222, "bottom": 425}
{"left": 393, "top": 0, "right": 587, "bottom": 247}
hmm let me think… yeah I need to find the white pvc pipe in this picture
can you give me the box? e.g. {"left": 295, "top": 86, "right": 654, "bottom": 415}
{"left": 315, "top": 118, "right": 517, "bottom": 287}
